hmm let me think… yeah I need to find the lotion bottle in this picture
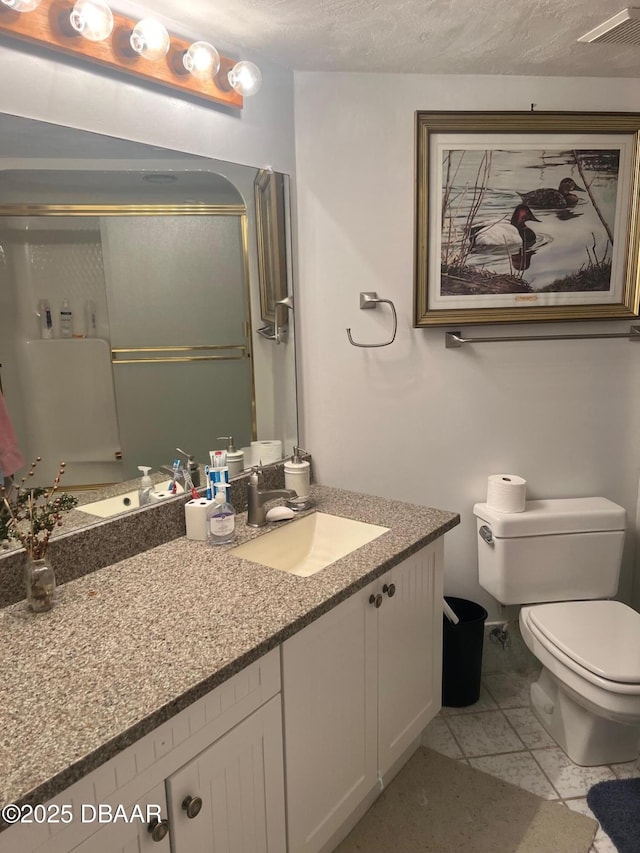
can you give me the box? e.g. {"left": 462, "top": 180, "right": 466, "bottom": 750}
{"left": 207, "top": 483, "right": 236, "bottom": 545}
{"left": 217, "top": 436, "right": 245, "bottom": 478}
{"left": 59, "top": 299, "right": 73, "bottom": 337}
{"left": 284, "top": 447, "right": 311, "bottom": 500}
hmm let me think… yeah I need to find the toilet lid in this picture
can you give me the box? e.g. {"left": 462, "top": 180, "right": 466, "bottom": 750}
{"left": 528, "top": 601, "right": 640, "bottom": 684}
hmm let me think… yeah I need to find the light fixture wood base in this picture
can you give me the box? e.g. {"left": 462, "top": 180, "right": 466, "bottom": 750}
{"left": 0, "top": 0, "right": 243, "bottom": 109}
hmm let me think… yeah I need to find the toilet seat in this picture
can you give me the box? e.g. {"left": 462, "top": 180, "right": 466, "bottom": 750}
{"left": 522, "top": 601, "right": 640, "bottom": 694}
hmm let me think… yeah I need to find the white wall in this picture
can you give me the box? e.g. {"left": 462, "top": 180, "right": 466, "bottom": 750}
{"left": 0, "top": 42, "right": 295, "bottom": 174}
{"left": 293, "top": 73, "right": 640, "bottom": 618}
{"left": 3, "top": 40, "right": 640, "bottom": 620}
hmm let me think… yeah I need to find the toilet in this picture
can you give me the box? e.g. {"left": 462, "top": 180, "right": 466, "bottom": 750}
{"left": 474, "top": 496, "right": 640, "bottom": 766}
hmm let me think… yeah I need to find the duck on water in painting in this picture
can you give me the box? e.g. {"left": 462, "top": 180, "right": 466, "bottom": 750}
{"left": 517, "top": 177, "right": 586, "bottom": 209}
{"left": 469, "top": 204, "right": 540, "bottom": 249}
{"left": 439, "top": 147, "right": 619, "bottom": 297}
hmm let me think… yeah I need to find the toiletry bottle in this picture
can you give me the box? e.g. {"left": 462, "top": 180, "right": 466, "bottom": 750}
{"left": 38, "top": 299, "right": 53, "bottom": 339}
{"left": 285, "top": 447, "right": 311, "bottom": 501}
{"left": 207, "top": 483, "right": 236, "bottom": 545}
{"left": 59, "top": 299, "right": 73, "bottom": 338}
{"left": 217, "top": 436, "right": 245, "bottom": 478}
{"left": 138, "top": 466, "right": 154, "bottom": 506}
{"left": 85, "top": 299, "right": 97, "bottom": 337}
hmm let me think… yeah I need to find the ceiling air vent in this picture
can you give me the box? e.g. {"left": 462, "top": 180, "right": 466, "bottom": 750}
{"left": 578, "top": 8, "right": 640, "bottom": 45}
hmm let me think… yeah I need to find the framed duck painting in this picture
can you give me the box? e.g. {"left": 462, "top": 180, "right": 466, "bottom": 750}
{"left": 413, "top": 111, "right": 640, "bottom": 327}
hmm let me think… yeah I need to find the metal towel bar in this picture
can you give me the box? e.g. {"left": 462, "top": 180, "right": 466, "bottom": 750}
{"left": 445, "top": 326, "right": 640, "bottom": 348}
{"left": 346, "top": 292, "right": 397, "bottom": 348}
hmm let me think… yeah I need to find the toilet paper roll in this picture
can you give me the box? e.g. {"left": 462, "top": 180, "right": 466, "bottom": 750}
{"left": 251, "top": 439, "right": 283, "bottom": 466}
{"left": 486, "top": 474, "right": 527, "bottom": 513}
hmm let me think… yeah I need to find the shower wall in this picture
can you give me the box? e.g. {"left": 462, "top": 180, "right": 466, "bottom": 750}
{"left": 0, "top": 212, "right": 256, "bottom": 487}
{"left": 0, "top": 218, "right": 122, "bottom": 487}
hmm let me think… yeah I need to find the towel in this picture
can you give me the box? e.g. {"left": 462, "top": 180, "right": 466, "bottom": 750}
{"left": 0, "top": 392, "right": 25, "bottom": 479}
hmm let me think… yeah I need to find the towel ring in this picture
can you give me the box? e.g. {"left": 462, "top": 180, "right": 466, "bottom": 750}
{"left": 346, "top": 292, "right": 397, "bottom": 348}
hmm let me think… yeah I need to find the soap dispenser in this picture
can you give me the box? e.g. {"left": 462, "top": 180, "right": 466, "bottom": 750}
{"left": 284, "top": 447, "right": 311, "bottom": 500}
{"left": 217, "top": 436, "right": 245, "bottom": 478}
{"left": 207, "top": 483, "right": 236, "bottom": 545}
{"left": 137, "top": 466, "right": 154, "bottom": 506}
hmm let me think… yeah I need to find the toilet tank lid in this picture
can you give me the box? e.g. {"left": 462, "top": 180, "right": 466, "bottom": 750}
{"left": 473, "top": 497, "right": 626, "bottom": 537}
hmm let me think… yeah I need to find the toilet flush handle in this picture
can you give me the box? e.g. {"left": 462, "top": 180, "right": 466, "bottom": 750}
{"left": 479, "top": 525, "right": 493, "bottom": 545}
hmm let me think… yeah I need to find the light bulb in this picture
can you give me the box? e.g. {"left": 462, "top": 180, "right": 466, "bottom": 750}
{"left": 183, "top": 41, "right": 220, "bottom": 79}
{"left": 0, "top": 0, "right": 42, "bottom": 11}
{"left": 70, "top": 0, "right": 113, "bottom": 42}
{"left": 129, "top": 18, "right": 170, "bottom": 60}
{"left": 227, "top": 61, "right": 262, "bottom": 96}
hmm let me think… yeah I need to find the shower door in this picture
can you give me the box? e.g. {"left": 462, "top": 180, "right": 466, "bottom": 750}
{"left": 102, "top": 213, "right": 253, "bottom": 481}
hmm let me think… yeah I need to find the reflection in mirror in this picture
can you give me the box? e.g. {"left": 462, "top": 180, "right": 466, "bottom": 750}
{"left": 255, "top": 170, "right": 288, "bottom": 325}
{"left": 0, "top": 114, "right": 298, "bottom": 548}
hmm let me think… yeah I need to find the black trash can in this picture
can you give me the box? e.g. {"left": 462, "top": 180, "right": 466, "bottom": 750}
{"left": 442, "top": 596, "right": 488, "bottom": 707}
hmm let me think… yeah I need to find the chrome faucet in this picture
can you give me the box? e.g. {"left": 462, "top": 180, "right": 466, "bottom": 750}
{"left": 247, "top": 467, "right": 297, "bottom": 527}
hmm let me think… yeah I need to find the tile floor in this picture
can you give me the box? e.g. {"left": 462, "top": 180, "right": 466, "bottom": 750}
{"left": 422, "top": 669, "right": 640, "bottom": 853}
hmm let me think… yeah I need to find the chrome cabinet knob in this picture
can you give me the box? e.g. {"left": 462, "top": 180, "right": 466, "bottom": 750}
{"left": 383, "top": 583, "right": 396, "bottom": 598}
{"left": 182, "top": 795, "right": 203, "bottom": 819}
{"left": 147, "top": 817, "right": 169, "bottom": 842}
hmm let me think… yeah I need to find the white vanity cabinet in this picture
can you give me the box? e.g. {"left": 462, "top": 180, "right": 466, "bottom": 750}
{"left": 165, "top": 695, "right": 285, "bottom": 852}
{"left": 282, "top": 539, "right": 444, "bottom": 853}
{"left": 67, "top": 783, "right": 168, "bottom": 853}
{"left": 0, "top": 649, "right": 284, "bottom": 853}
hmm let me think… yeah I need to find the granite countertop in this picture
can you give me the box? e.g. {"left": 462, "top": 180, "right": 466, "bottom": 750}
{"left": 0, "top": 485, "right": 459, "bottom": 817}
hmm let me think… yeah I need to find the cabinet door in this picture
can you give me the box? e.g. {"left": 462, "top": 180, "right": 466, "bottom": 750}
{"left": 377, "top": 539, "right": 444, "bottom": 777}
{"left": 69, "top": 783, "right": 168, "bottom": 853}
{"left": 166, "top": 695, "right": 285, "bottom": 853}
{"left": 282, "top": 583, "right": 378, "bottom": 853}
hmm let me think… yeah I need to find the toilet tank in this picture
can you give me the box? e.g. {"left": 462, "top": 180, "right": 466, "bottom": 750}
{"left": 473, "top": 497, "right": 625, "bottom": 605}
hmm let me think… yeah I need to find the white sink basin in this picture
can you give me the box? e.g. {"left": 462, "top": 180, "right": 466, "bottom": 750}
{"left": 77, "top": 484, "right": 183, "bottom": 518}
{"left": 230, "top": 512, "right": 389, "bottom": 577}
{"left": 77, "top": 490, "right": 140, "bottom": 518}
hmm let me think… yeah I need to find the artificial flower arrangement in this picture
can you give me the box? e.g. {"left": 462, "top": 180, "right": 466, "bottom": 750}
{"left": 0, "top": 458, "right": 77, "bottom": 558}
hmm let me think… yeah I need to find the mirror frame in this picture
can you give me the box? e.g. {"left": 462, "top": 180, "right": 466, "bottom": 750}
{"left": 0, "top": 127, "right": 300, "bottom": 557}
{"left": 254, "top": 169, "right": 288, "bottom": 324}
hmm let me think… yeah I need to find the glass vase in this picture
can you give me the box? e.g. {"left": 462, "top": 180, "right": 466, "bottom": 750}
{"left": 24, "top": 556, "right": 56, "bottom": 612}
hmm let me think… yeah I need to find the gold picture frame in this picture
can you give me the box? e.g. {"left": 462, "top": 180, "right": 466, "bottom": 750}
{"left": 414, "top": 111, "right": 640, "bottom": 327}
{"left": 254, "top": 169, "right": 288, "bottom": 324}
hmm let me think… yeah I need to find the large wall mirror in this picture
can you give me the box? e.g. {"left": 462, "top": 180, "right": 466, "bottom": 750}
{"left": 0, "top": 114, "right": 298, "bottom": 547}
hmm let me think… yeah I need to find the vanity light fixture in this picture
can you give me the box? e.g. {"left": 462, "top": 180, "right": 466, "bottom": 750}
{"left": 129, "top": 17, "right": 170, "bottom": 60}
{"left": 0, "top": 0, "right": 41, "bottom": 10}
{"left": 227, "top": 60, "right": 262, "bottom": 96}
{"left": 69, "top": 0, "right": 113, "bottom": 42}
{"left": 0, "top": 0, "right": 261, "bottom": 108}
{"left": 183, "top": 40, "right": 220, "bottom": 79}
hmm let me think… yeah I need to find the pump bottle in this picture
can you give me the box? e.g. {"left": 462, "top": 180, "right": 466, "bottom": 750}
{"left": 137, "top": 466, "right": 154, "bottom": 506}
{"left": 207, "top": 483, "right": 236, "bottom": 545}
{"left": 284, "top": 447, "right": 311, "bottom": 500}
{"left": 217, "top": 436, "right": 245, "bottom": 478}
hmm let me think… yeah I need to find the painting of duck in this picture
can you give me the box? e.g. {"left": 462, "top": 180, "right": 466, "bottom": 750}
{"left": 517, "top": 177, "right": 585, "bottom": 209}
{"left": 469, "top": 204, "right": 540, "bottom": 249}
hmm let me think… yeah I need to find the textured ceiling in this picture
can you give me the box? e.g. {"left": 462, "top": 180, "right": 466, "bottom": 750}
{"left": 116, "top": 0, "right": 640, "bottom": 77}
